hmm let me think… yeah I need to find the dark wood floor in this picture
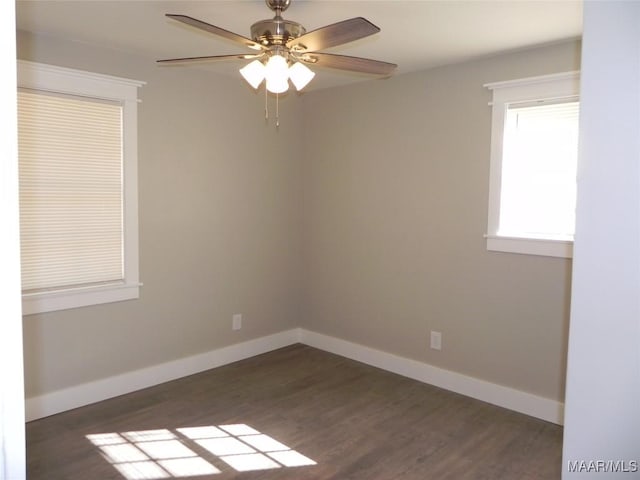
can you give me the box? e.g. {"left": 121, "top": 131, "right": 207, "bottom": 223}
{"left": 26, "top": 344, "right": 563, "bottom": 479}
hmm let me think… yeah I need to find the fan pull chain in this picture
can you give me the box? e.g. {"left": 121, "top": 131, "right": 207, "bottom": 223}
{"left": 262, "top": 86, "right": 280, "bottom": 128}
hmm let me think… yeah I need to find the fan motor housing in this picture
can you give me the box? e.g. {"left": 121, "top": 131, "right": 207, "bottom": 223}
{"left": 251, "top": 18, "right": 306, "bottom": 46}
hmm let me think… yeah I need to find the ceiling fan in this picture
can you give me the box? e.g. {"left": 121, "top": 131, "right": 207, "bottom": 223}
{"left": 157, "top": 0, "right": 397, "bottom": 94}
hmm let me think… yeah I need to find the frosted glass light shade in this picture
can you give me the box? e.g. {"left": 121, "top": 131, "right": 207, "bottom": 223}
{"left": 265, "top": 54, "right": 289, "bottom": 94}
{"left": 289, "top": 62, "right": 315, "bottom": 91}
{"left": 266, "top": 77, "right": 289, "bottom": 94}
{"left": 239, "top": 60, "right": 266, "bottom": 89}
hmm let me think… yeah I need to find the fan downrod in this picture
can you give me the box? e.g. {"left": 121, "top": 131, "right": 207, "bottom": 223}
{"left": 265, "top": 0, "right": 291, "bottom": 15}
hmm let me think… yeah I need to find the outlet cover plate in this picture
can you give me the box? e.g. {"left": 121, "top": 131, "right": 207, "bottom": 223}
{"left": 430, "top": 331, "right": 442, "bottom": 350}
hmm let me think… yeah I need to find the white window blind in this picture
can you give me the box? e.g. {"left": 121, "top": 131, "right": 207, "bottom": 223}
{"left": 499, "top": 100, "right": 580, "bottom": 240}
{"left": 18, "top": 89, "right": 124, "bottom": 293}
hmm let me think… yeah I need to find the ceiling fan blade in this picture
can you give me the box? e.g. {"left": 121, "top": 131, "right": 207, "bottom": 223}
{"left": 166, "top": 14, "right": 265, "bottom": 51}
{"left": 301, "top": 52, "right": 397, "bottom": 76}
{"left": 157, "top": 53, "right": 263, "bottom": 65}
{"left": 287, "top": 17, "right": 380, "bottom": 52}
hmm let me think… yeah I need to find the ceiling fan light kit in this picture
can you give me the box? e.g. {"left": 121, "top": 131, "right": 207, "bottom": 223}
{"left": 240, "top": 55, "right": 316, "bottom": 93}
{"left": 158, "top": 0, "right": 396, "bottom": 123}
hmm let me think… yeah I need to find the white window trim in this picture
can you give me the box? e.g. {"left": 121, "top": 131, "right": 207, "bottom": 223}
{"left": 17, "top": 60, "right": 145, "bottom": 315}
{"left": 484, "top": 71, "right": 580, "bottom": 258}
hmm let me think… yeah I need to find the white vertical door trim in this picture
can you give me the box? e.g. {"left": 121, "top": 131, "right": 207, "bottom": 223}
{"left": 0, "top": 1, "right": 26, "bottom": 478}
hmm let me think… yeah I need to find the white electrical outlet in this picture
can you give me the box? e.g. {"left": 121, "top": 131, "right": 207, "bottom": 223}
{"left": 232, "top": 314, "right": 242, "bottom": 331}
{"left": 430, "top": 331, "right": 442, "bottom": 350}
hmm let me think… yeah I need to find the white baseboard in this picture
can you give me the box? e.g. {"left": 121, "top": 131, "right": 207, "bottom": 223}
{"left": 26, "top": 327, "right": 564, "bottom": 425}
{"left": 299, "top": 329, "right": 564, "bottom": 425}
{"left": 25, "top": 329, "right": 301, "bottom": 421}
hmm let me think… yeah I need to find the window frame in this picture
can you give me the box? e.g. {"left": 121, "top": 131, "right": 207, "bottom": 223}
{"left": 17, "top": 60, "right": 145, "bottom": 315}
{"left": 484, "top": 71, "right": 580, "bottom": 258}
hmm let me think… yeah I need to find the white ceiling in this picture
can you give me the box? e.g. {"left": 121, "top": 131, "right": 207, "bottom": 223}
{"left": 15, "top": 0, "right": 583, "bottom": 91}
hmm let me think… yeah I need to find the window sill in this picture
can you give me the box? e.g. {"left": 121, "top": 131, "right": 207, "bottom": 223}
{"left": 486, "top": 234, "right": 573, "bottom": 258}
{"left": 22, "top": 282, "right": 141, "bottom": 316}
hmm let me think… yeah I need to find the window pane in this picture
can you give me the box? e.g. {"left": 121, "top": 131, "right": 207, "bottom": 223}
{"left": 18, "top": 90, "right": 124, "bottom": 292}
{"left": 499, "top": 101, "right": 579, "bottom": 240}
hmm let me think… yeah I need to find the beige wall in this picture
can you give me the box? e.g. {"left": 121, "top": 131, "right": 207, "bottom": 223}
{"left": 301, "top": 41, "right": 581, "bottom": 402}
{"left": 18, "top": 30, "right": 581, "bottom": 405}
{"left": 18, "top": 31, "right": 304, "bottom": 397}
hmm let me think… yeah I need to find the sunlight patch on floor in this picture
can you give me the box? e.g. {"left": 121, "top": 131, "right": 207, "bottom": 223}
{"left": 87, "top": 423, "right": 316, "bottom": 479}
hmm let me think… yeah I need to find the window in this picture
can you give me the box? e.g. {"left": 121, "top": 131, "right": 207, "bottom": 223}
{"left": 485, "top": 71, "right": 580, "bottom": 258}
{"left": 17, "top": 60, "right": 145, "bottom": 314}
